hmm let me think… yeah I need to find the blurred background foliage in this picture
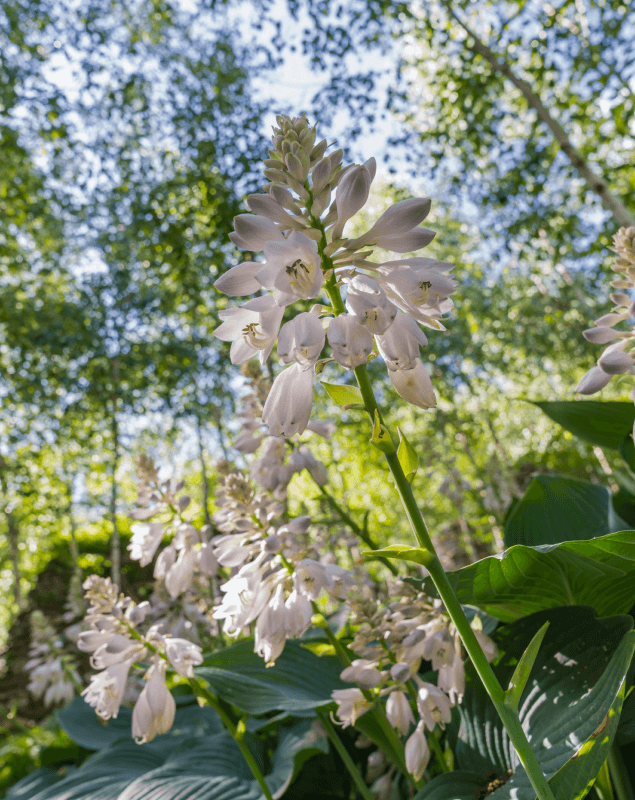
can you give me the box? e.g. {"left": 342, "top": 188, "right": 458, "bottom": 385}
{"left": 0, "top": 0, "right": 633, "bottom": 794}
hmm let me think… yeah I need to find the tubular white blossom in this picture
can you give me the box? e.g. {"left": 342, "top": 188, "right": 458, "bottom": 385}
{"left": 229, "top": 213, "right": 285, "bottom": 251}
{"left": 376, "top": 313, "right": 428, "bottom": 371}
{"left": 277, "top": 311, "right": 326, "bottom": 369}
{"left": 262, "top": 363, "right": 314, "bottom": 437}
{"left": 385, "top": 689, "right": 415, "bottom": 735}
{"left": 332, "top": 688, "right": 373, "bottom": 728}
{"left": 132, "top": 657, "right": 176, "bottom": 744}
{"left": 345, "top": 275, "right": 397, "bottom": 335}
{"left": 340, "top": 658, "right": 385, "bottom": 689}
{"left": 405, "top": 721, "right": 431, "bottom": 781}
{"left": 254, "top": 582, "right": 288, "bottom": 666}
{"left": 388, "top": 360, "right": 437, "bottom": 409}
{"left": 327, "top": 314, "right": 374, "bottom": 369}
{"left": 128, "top": 522, "right": 166, "bottom": 567}
{"left": 214, "top": 295, "right": 284, "bottom": 365}
{"left": 82, "top": 658, "right": 139, "bottom": 721}
{"left": 214, "top": 262, "right": 263, "bottom": 296}
{"left": 257, "top": 231, "right": 323, "bottom": 304}
{"left": 416, "top": 682, "right": 452, "bottom": 730}
{"left": 333, "top": 158, "right": 376, "bottom": 240}
{"left": 575, "top": 365, "right": 613, "bottom": 394}
{"left": 164, "top": 638, "right": 204, "bottom": 677}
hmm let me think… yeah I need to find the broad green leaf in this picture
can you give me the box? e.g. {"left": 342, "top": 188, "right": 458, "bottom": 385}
{"left": 5, "top": 768, "right": 68, "bottom": 798}
{"left": 320, "top": 382, "right": 363, "bottom": 409}
{"left": 412, "top": 771, "right": 484, "bottom": 800}
{"left": 418, "top": 531, "right": 635, "bottom": 622}
{"left": 531, "top": 401, "right": 635, "bottom": 450}
{"left": 455, "top": 607, "right": 635, "bottom": 800}
{"left": 619, "top": 434, "right": 635, "bottom": 470}
{"left": 195, "top": 639, "right": 346, "bottom": 715}
{"left": 504, "top": 474, "right": 627, "bottom": 548}
{"left": 504, "top": 621, "right": 549, "bottom": 711}
{"left": 397, "top": 427, "right": 418, "bottom": 482}
{"left": 363, "top": 544, "right": 434, "bottom": 567}
{"left": 57, "top": 696, "right": 222, "bottom": 751}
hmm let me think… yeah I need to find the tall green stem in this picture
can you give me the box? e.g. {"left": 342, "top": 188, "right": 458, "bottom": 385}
{"left": 316, "top": 711, "right": 376, "bottom": 800}
{"left": 319, "top": 278, "right": 555, "bottom": 800}
{"left": 189, "top": 678, "right": 273, "bottom": 800}
{"left": 608, "top": 744, "right": 635, "bottom": 800}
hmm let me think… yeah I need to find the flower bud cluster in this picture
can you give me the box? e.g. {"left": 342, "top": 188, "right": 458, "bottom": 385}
{"left": 127, "top": 456, "right": 218, "bottom": 598}
{"left": 78, "top": 576, "right": 202, "bottom": 742}
{"left": 332, "top": 581, "right": 497, "bottom": 783}
{"left": 576, "top": 226, "right": 635, "bottom": 405}
{"left": 214, "top": 114, "right": 456, "bottom": 438}
{"left": 26, "top": 610, "right": 81, "bottom": 708}
{"left": 212, "top": 468, "right": 355, "bottom": 665}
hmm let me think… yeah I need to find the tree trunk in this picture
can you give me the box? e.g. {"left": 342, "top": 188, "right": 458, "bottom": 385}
{"left": 111, "top": 358, "right": 121, "bottom": 588}
{"left": 7, "top": 512, "right": 22, "bottom": 607}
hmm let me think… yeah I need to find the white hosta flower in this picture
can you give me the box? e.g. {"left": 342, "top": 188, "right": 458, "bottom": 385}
{"left": 327, "top": 314, "right": 374, "bottom": 369}
{"left": 390, "top": 662, "right": 412, "bottom": 682}
{"left": 290, "top": 447, "right": 328, "bottom": 486}
{"left": 263, "top": 363, "right": 314, "bottom": 437}
{"left": 278, "top": 311, "right": 326, "bottom": 369}
{"left": 132, "top": 657, "right": 176, "bottom": 744}
{"left": 285, "top": 589, "right": 313, "bottom": 637}
{"left": 375, "top": 258, "right": 456, "bottom": 329}
{"left": 333, "top": 158, "right": 376, "bottom": 240}
{"left": 416, "top": 682, "right": 452, "bottom": 730}
{"left": 214, "top": 561, "right": 281, "bottom": 635}
{"left": 345, "top": 275, "right": 397, "bottom": 335}
{"left": 214, "top": 261, "right": 264, "bottom": 297}
{"left": 214, "top": 296, "right": 284, "bottom": 365}
{"left": 341, "top": 659, "right": 385, "bottom": 689}
{"left": 213, "top": 535, "right": 252, "bottom": 568}
{"left": 128, "top": 522, "right": 166, "bottom": 567}
{"left": 197, "top": 541, "right": 219, "bottom": 576}
{"left": 165, "top": 547, "right": 196, "bottom": 598}
{"left": 474, "top": 630, "right": 499, "bottom": 662}
{"left": 154, "top": 543, "right": 177, "bottom": 579}
{"left": 389, "top": 360, "right": 436, "bottom": 409}
{"left": 90, "top": 635, "right": 147, "bottom": 670}
{"left": 246, "top": 193, "right": 296, "bottom": 226}
{"left": 369, "top": 773, "right": 394, "bottom": 800}
{"left": 376, "top": 313, "right": 428, "bottom": 371}
{"left": 385, "top": 689, "right": 415, "bottom": 735}
{"left": 293, "top": 558, "right": 330, "bottom": 600}
{"left": 405, "top": 721, "right": 431, "bottom": 781}
{"left": 306, "top": 420, "right": 337, "bottom": 438}
{"left": 437, "top": 647, "right": 466, "bottom": 704}
{"left": 257, "top": 231, "right": 323, "bottom": 304}
{"left": 82, "top": 658, "right": 138, "bottom": 720}
{"left": 332, "top": 688, "right": 373, "bottom": 728}
{"left": 164, "top": 638, "right": 204, "bottom": 677}
{"left": 420, "top": 629, "right": 454, "bottom": 671}
{"left": 254, "top": 583, "right": 288, "bottom": 665}
{"left": 575, "top": 365, "right": 613, "bottom": 394}
{"left": 229, "top": 213, "right": 285, "bottom": 251}
{"left": 347, "top": 197, "right": 435, "bottom": 253}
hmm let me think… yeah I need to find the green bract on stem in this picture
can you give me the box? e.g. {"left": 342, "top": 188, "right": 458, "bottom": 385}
{"left": 308, "top": 189, "right": 557, "bottom": 800}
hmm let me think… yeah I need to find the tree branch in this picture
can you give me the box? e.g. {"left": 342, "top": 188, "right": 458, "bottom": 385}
{"left": 441, "top": 1, "right": 635, "bottom": 228}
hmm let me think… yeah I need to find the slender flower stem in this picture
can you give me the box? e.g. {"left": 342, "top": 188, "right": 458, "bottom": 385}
{"left": 319, "top": 275, "right": 556, "bottom": 800}
{"left": 316, "top": 710, "right": 376, "bottom": 800}
{"left": 189, "top": 677, "right": 274, "bottom": 800}
{"left": 429, "top": 729, "right": 450, "bottom": 774}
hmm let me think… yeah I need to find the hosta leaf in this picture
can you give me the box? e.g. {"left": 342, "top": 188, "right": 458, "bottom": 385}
{"left": 454, "top": 607, "right": 635, "bottom": 800}
{"left": 5, "top": 768, "right": 68, "bottom": 798}
{"left": 531, "top": 400, "right": 635, "bottom": 450}
{"left": 504, "top": 474, "right": 627, "bottom": 548}
{"left": 57, "top": 696, "right": 222, "bottom": 751}
{"left": 412, "top": 771, "right": 485, "bottom": 800}
{"left": 195, "top": 639, "right": 347, "bottom": 715}
{"left": 419, "top": 531, "right": 635, "bottom": 622}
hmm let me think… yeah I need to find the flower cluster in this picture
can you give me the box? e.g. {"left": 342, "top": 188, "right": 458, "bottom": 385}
{"left": 577, "top": 226, "right": 635, "bottom": 414}
{"left": 214, "top": 114, "right": 456, "bottom": 437}
{"left": 78, "top": 575, "right": 202, "bottom": 743}
{"left": 127, "top": 455, "right": 218, "bottom": 598}
{"left": 332, "top": 582, "right": 497, "bottom": 783}
{"left": 26, "top": 610, "right": 81, "bottom": 708}
{"left": 212, "top": 468, "right": 355, "bottom": 665}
